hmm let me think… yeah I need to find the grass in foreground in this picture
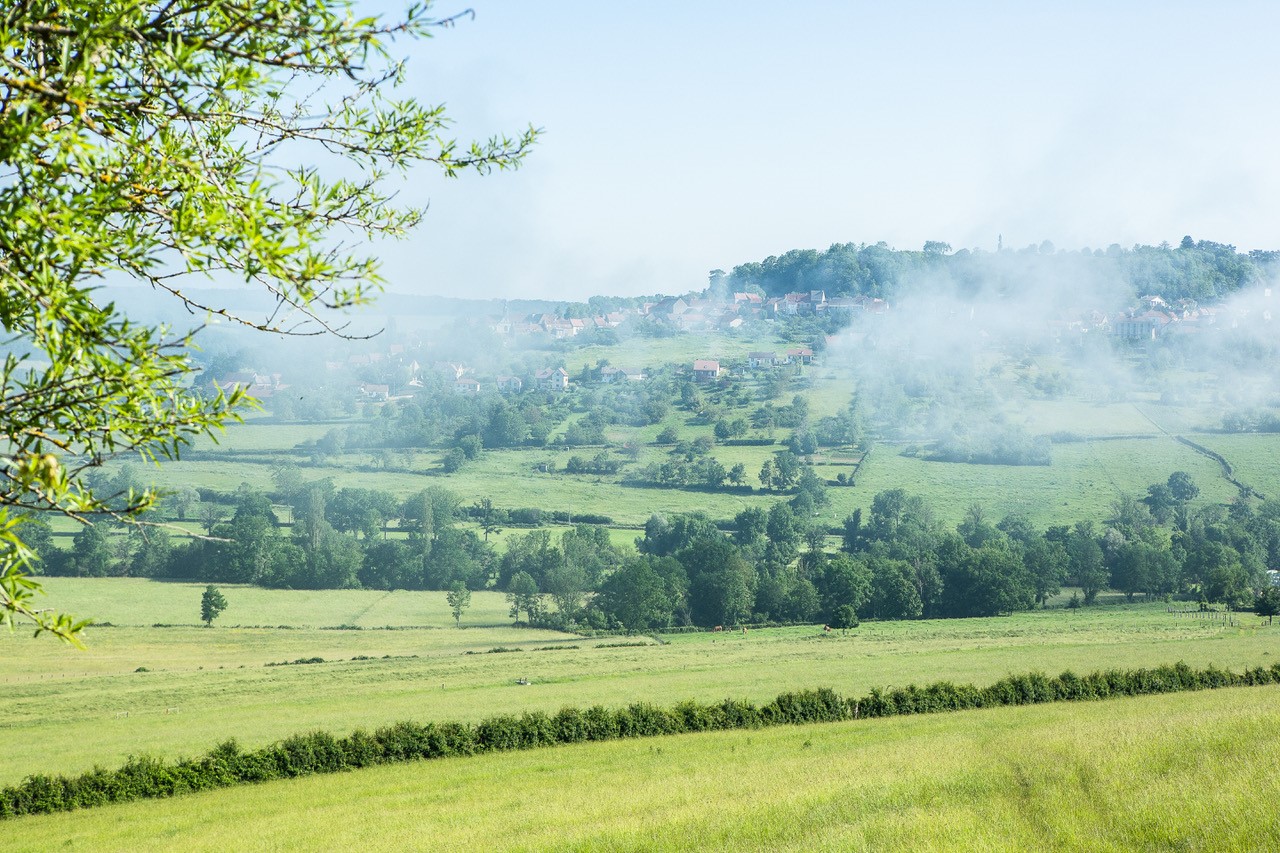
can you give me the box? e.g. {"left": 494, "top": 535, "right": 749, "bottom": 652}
{"left": 9, "top": 684, "right": 1280, "bottom": 851}
{"left": 2, "top": 584, "right": 1276, "bottom": 786}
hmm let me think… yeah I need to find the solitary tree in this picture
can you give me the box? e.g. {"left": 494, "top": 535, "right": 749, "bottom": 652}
{"left": 0, "top": 1, "right": 536, "bottom": 641}
{"left": 831, "top": 604, "right": 859, "bottom": 634}
{"left": 201, "top": 586, "right": 227, "bottom": 627}
{"left": 1167, "top": 472, "right": 1200, "bottom": 504}
{"left": 1255, "top": 587, "right": 1280, "bottom": 625}
{"left": 474, "top": 499, "right": 502, "bottom": 542}
{"left": 445, "top": 581, "right": 472, "bottom": 627}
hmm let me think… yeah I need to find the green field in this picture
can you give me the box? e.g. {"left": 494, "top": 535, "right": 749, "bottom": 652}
{"left": 21, "top": 331, "right": 1280, "bottom": 846}
{"left": 846, "top": 434, "right": 1241, "bottom": 527}
{"left": 9, "top": 685, "right": 1280, "bottom": 851}
{"left": 4, "top": 579, "right": 1276, "bottom": 787}
{"left": 1190, "top": 432, "right": 1280, "bottom": 500}
{"left": 126, "top": 426, "right": 1262, "bottom": 536}
{"left": 565, "top": 331, "right": 792, "bottom": 376}
{"left": 79, "top": 323, "right": 1278, "bottom": 545}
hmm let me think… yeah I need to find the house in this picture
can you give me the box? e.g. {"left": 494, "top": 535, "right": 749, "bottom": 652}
{"left": 601, "top": 366, "right": 646, "bottom": 383}
{"left": 513, "top": 322, "right": 544, "bottom": 337}
{"left": 212, "top": 371, "right": 283, "bottom": 399}
{"left": 495, "top": 375, "right": 524, "bottom": 393}
{"left": 652, "top": 296, "right": 689, "bottom": 318}
{"left": 786, "top": 347, "right": 815, "bottom": 365}
{"left": 747, "top": 351, "right": 777, "bottom": 368}
{"left": 781, "top": 293, "right": 808, "bottom": 315}
{"left": 535, "top": 367, "right": 570, "bottom": 391}
{"left": 454, "top": 377, "right": 482, "bottom": 396}
{"left": 432, "top": 361, "right": 467, "bottom": 380}
{"left": 1112, "top": 310, "right": 1175, "bottom": 340}
{"left": 674, "top": 311, "right": 708, "bottom": 330}
{"left": 692, "top": 359, "right": 721, "bottom": 381}
{"left": 216, "top": 370, "right": 267, "bottom": 387}
{"left": 779, "top": 291, "right": 827, "bottom": 315}
{"left": 359, "top": 383, "right": 390, "bottom": 402}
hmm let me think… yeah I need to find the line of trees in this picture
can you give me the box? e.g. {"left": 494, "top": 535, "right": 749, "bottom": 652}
{"left": 582, "top": 475, "right": 1278, "bottom": 631}
{"left": 30, "top": 484, "right": 495, "bottom": 592}
{"left": 27, "top": 469, "right": 1278, "bottom": 628}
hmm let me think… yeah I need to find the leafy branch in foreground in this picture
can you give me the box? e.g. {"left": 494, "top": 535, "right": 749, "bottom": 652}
{"left": 0, "top": 0, "right": 538, "bottom": 640}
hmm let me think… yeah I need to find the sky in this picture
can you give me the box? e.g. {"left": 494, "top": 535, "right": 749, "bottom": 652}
{"left": 359, "top": 1, "right": 1280, "bottom": 301}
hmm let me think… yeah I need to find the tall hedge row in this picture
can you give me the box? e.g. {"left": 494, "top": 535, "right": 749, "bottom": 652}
{"left": 4, "top": 661, "right": 1277, "bottom": 819}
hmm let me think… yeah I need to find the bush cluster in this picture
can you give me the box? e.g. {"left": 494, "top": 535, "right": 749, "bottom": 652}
{"left": 2, "top": 662, "right": 1276, "bottom": 819}
{"left": 468, "top": 506, "right": 614, "bottom": 527}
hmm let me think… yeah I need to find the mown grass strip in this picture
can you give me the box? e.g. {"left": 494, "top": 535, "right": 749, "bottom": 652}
{"left": 3, "top": 660, "right": 1276, "bottom": 819}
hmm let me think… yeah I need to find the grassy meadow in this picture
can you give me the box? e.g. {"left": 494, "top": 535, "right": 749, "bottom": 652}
{"left": 4, "top": 578, "right": 1277, "bottom": 788}
{"left": 9, "top": 684, "right": 1280, "bottom": 851}
{"left": 78, "top": 327, "right": 1277, "bottom": 540}
{"left": 15, "top": 328, "right": 1280, "bottom": 846}
{"left": 126, "top": 409, "right": 1265, "bottom": 534}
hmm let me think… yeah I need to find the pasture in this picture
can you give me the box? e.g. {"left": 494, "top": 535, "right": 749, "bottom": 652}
{"left": 8, "top": 684, "right": 1280, "bottom": 850}
{"left": 76, "top": 324, "right": 1279, "bottom": 540}
{"left": 115, "top": 421, "right": 1263, "bottom": 536}
{"left": 845, "top": 433, "right": 1240, "bottom": 527}
{"left": 3, "top": 579, "right": 1276, "bottom": 787}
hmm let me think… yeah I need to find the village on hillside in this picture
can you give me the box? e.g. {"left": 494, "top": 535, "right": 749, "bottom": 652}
{"left": 206, "top": 279, "right": 1273, "bottom": 409}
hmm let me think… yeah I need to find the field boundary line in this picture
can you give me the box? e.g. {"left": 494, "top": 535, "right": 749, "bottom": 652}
{"left": 1131, "top": 404, "right": 1263, "bottom": 500}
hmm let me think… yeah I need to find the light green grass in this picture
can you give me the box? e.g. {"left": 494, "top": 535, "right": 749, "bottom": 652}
{"left": 459, "top": 522, "right": 643, "bottom": 552}
{"left": 10, "top": 685, "right": 1280, "bottom": 851}
{"left": 1016, "top": 399, "right": 1151, "bottom": 435}
{"left": 30, "top": 578, "right": 516, "bottom": 628}
{"left": 132, "top": 421, "right": 1262, "bottom": 536}
{"left": 1189, "top": 432, "right": 1280, "bottom": 500}
{"left": 841, "top": 435, "right": 1239, "bottom": 527}
{"left": 133, "top": 445, "right": 782, "bottom": 528}
{"left": 93, "top": 350, "right": 1280, "bottom": 536}
{"left": 3, "top": 581, "right": 1276, "bottom": 785}
{"left": 566, "top": 331, "right": 796, "bottom": 375}
{"left": 190, "top": 421, "right": 338, "bottom": 452}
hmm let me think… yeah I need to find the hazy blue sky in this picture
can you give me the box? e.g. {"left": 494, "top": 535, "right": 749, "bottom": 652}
{"left": 367, "top": 1, "right": 1280, "bottom": 300}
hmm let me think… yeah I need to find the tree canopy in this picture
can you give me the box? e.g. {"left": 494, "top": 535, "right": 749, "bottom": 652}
{"left": 0, "top": 0, "right": 536, "bottom": 640}
{"left": 726, "top": 239, "right": 1277, "bottom": 302}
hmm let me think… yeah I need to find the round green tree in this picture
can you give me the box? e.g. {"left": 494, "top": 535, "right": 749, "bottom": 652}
{"left": 201, "top": 586, "right": 228, "bottom": 627}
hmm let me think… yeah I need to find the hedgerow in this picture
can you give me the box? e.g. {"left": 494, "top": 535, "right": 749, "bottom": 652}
{"left": 2, "top": 661, "right": 1277, "bottom": 819}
